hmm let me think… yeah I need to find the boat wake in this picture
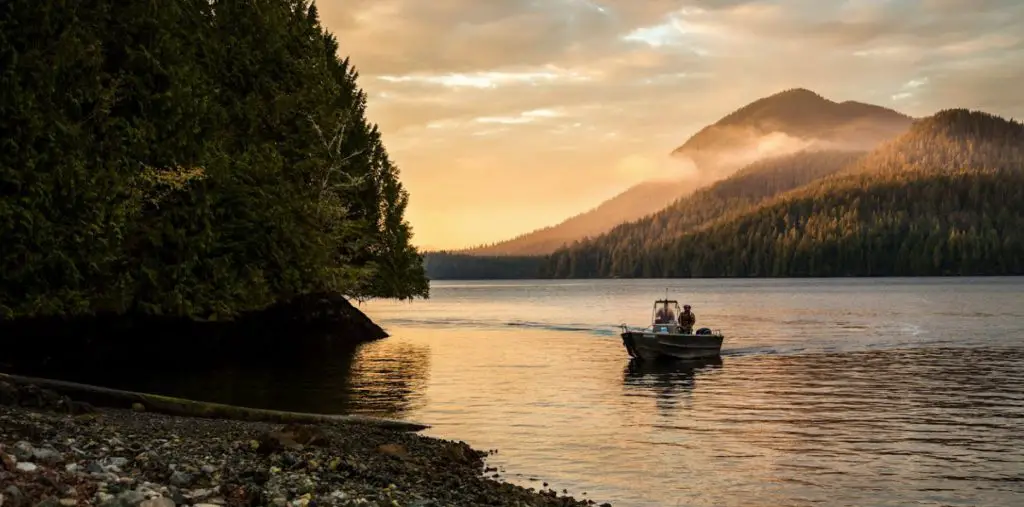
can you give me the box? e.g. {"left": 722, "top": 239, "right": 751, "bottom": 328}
{"left": 505, "top": 320, "right": 616, "bottom": 336}
{"left": 378, "top": 317, "right": 617, "bottom": 337}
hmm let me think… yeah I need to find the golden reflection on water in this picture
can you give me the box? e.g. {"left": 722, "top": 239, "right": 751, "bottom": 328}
{"left": 353, "top": 278, "right": 1024, "bottom": 507}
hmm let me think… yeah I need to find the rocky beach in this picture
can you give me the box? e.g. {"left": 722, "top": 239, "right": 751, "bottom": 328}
{"left": 0, "top": 380, "right": 605, "bottom": 507}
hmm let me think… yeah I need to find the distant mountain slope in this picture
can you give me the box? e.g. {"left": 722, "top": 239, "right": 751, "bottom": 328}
{"left": 458, "top": 88, "right": 912, "bottom": 257}
{"left": 544, "top": 110, "right": 1024, "bottom": 278}
{"left": 671, "top": 88, "right": 914, "bottom": 170}
{"left": 460, "top": 180, "right": 691, "bottom": 256}
{"left": 425, "top": 150, "right": 863, "bottom": 279}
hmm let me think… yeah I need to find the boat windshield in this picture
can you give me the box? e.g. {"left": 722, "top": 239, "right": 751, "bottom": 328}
{"left": 652, "top": 300, "right": 680, "bottom": 324}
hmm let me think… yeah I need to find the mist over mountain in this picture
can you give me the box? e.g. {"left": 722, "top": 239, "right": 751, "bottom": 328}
{"left": 448, "top": 88, "right": 913, "bottom": 259}
{"left": 544, "top": 109, "right": 1024, "bottom": 278}
{"left": 671, "top": 88, "right": 913, "bottom": 175}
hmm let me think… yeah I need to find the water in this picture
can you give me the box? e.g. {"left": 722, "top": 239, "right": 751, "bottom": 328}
{"left": 17, "top": 278, "right": 1024, "bottom": 506}
{"left": 354, "top": 278, "right": 1024, "bottom": 506}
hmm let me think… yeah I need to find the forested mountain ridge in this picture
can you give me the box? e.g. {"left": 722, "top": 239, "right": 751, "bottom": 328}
{"left": 543, "top": 109, "right": 1024, "bottom": 278}
{"left": 423, "top": 150, "right": 864, "bottom": 279}
{"left": 454, "top": 89, "right": 911, "bottom": 258}
{"left": 532, "top": 150, "right": 865, "bottom": 278}
{"left": 671, "top": 88, "right": 913, "bottom": 168}
{"left": 0, "top": 0, "right": 427, "bottom": 321}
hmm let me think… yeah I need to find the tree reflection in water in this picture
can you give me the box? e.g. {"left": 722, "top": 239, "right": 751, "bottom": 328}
{"left": 3, "top": 331, "right": 432, "bottom": 419}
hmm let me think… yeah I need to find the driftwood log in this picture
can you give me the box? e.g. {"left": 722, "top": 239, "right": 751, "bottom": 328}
{"left": 0, "top": 373, "right": 429, "bottom": 432}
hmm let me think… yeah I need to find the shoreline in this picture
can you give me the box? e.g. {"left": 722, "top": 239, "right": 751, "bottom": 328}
{"left": 0, "top": 379, "right": 607, "bottom": 507}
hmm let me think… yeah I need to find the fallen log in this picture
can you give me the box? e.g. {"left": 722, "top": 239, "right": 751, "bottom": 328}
{"left": 0, "top": 372, "right": 429, "bottom": 432}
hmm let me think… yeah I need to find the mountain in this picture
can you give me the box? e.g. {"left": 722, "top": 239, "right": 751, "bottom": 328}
{"left": 671, "top": 88, "right": 914, "bottom": 171}
{"left": 424, "top": 149, "right": 864, "bottom": 279}
{"left": 459, "top": 179, "right": 691, "bottom": 256}
{"left": 455, "top": 88, "right": 913, "bottom": 258}
{"left": 544, "top": 109, "right": 1024, "bottom": 278}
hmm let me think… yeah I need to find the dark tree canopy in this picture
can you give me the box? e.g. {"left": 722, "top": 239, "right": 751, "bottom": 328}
{"left": 0, "top": 0, "right": 427, "bottom": 320}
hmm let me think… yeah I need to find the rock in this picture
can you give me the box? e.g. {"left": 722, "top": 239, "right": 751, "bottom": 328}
{"left": 15, "top": 462, "right": 38, "bottom": 473}
{"left": 1, "top": 453, "right": 16, "bottom": 472}
{"left": 31, "top": 447, "right": 61, "bottom": 464}
{"left": 166, "top": 488, "right": 186, "bottom": 506}
{"left": 200, "top": 464, "right": 216, "bottom": 475}
{"left": 65, "top": 463, "right": 80, "bottom": 473}
{"left": 0, "top": 381, "right": 18, "bottom": 405}
{"left": 377, "top": 443, "right": 409, "bottom": 460}
{"left": 270, "top": 497, "right": 287, "bottom": 507}
{"left": 168, "top": 471, "right": 191, "bottom": 487}
{"left": 59, "top": 499, "right": 78, "bottom": 507}
{"left": 138, "top": 499, "right": 174, "bottom": 507}
{"left": 186, "top": 488, "right": 216, "bottom": 501}
{"left": 34, "top": 498, "right": 62, "bottom": 507}
{"left": 4, "top": 486, "right": 23, "bottom": 503}
{"left": 87, "top": 462, "right": 105, "bottom": 474}
{"left": 104, "top": 457, "right": 129, "bottom": 470}
{"left": 112, "top": 490, "right": 145, "bottom": 507}
{"left": 12, "top": 442, "right": 34, "bottom": 461}
{"left": 131, "top": 403, "right": 145, "bottom": 413}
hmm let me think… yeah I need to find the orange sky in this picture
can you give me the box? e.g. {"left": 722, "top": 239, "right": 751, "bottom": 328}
{"left": 317, "top": 0, "right": 1024, "bottom": 250}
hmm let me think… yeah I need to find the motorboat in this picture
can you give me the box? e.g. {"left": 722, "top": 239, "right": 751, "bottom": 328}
{"left": 620, "top": 299, "right": 724, "bottom": 361}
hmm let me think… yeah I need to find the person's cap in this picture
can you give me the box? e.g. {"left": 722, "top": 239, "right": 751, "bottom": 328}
{"left": 684, "top": 304, "right": 691, "bottom": 308}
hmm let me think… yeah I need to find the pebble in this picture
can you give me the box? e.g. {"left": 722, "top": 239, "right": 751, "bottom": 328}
{"left": 15, "top": 462, "right": 38, "bottom": 472}
{"left": 32, "top": 447, "right": 62, "bottom": 464}
{"left": 168, "top": 471, "right": 192, "bottom": 487}
{"left": 5, "top": 486, "right": 22, "bottom": 500}
{"left": 105, "top": 457, "right": 129, "bottom": 468}
{"left": 12, "top": 441, "right": 34, "bottom": 461}
{"left": 115, "top": 490, "right": 146, "bottom": 506}
{"left": 1, "top": 381, "right": 605, "bottom": 507}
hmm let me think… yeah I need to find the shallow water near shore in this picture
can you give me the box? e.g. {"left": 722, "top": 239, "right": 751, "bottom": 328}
{"left": 13, "top": 278, "right": 1024, "bottom": 506}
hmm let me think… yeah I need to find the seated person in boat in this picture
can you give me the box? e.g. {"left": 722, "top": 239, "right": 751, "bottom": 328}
{"left": 678, "top": 304, "right": 696, "bottom": 333}
{"left": 655, "top": 303, "right": 675, "bottom": 324}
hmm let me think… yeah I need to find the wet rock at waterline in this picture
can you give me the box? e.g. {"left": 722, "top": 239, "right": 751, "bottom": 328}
{"left": 0, "top": 379, "right": 607, "bottom": 506}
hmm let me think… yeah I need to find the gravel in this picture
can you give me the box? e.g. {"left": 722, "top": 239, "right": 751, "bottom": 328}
{"left": 0, "top": 380, "right": 609, "bottom": 506}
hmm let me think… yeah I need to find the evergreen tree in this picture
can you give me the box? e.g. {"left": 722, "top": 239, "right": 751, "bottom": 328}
{"left": 0, "top": 0, "right": 427, "bottom": 320}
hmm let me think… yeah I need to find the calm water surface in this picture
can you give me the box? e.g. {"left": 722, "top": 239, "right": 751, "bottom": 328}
{"left": 33, "top": 278, "right": 1024, "bottom": 506}
{"left": 355, "top": 278, "right": 1024, "bottom": 507}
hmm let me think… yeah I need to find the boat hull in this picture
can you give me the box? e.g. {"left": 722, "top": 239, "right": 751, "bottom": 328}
{"left": 621, "top": 330, "right": 723, "bottom": 361}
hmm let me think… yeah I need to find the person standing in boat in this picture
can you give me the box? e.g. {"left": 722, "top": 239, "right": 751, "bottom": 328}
{"left": 655, "top": 302, "right": 675, "bottom": 324}
{"left": 679, "top": 304, "right": 696, "bottom": 334}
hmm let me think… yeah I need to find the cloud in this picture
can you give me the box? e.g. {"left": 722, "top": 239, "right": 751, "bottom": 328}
{"left": 313, "top": 0, "right": 1024, "bottom": 249}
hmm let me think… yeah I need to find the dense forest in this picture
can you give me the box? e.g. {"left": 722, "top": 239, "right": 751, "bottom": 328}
{"left": 423, "top": 252, "right": 545, "bottom": 280}
{"left": 0, "top": 0, "right": 427, "bottom": 321}
{"left": 543, "top": 110, "right": 1024, "bottom": 278}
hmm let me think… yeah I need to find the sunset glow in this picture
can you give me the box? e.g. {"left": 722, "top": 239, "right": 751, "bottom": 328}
{"left": 316, "top": 0, "right": 1024, "bottom": 249}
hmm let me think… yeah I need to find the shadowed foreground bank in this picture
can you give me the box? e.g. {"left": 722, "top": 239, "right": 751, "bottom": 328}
{"left": 0, "top": 380, "right": 607, "bottom": 507}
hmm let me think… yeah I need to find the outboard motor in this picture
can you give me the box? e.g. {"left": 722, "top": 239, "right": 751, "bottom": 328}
{"left": 696, "top": 327, "right": 712, "bottom": 335}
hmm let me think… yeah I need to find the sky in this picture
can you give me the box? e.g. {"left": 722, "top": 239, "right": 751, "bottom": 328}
{"left": 317, "top": 0, "right": 1024, "bottom": 250}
